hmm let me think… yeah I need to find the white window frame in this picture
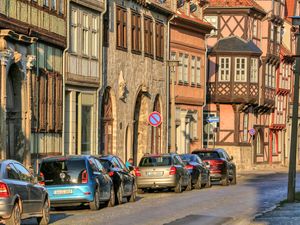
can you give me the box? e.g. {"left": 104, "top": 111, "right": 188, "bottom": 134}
{"left": 250, "top": 58, "right": 258, "bottom": 83}
{"left": 253, "top": 19, "right": 258, "bottom": 37}
{"left": 82, "top": 13, "right": 89, "bottom": 56}
{"left": 183, "top": 54, "right": 189, "bottom": 83}
{"left": 219, "top": 57, "right": 231, "bottom": 82}
{"left": 272, "top": 65, "right": 276, "bottom": 88}
{"left": 178, "top": 53, "right": 183, "bottom": 82}
{"left": 91, "top": 16, "right": 98, "bottom": 58}
{"left": 71, "top": 9, "right": 78, "bottom": 53}
{"left": 191, "top": 56, "right": 196, "bottom": 84}
{"left": 234, "top": 57, "right": 247, "bottom": 82}
{"left": 243, "top": 114, "right": 249, "bottom": 142}
{"left": 196, "top": 57, "right": 201, "bottom": 85}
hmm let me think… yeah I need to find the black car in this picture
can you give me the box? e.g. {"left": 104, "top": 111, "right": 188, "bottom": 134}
{"left": 0, "top": 160, "right": 49, "bottom": 225}
{"left": 179, "top": 154, "right": 211, "bottom": 189}
{"left": 192, "top": 148, "right": 237, "bottom": 186}
{"left": 99, "top": 155, "right": 136, "bottom": 204}
{"left": 39, "top": 155, "right": 115, "bottom": 210}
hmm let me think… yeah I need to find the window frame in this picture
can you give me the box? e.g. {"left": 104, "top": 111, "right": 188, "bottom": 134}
{"left": 144, "top": 16, "right": 154, "bottom": 57}
{"left": 250, "top": 58, "right": 258, "bottom": 83}
{"left": 218, "top": 57, "right": 231, "bottom": 82}
{"left": 155, "top": 21, "right": 164, "bottom": 61}
{"left": 116, "top": 6, "right": 128, "bottom": 51}
{"left": 131, "top": 11, "right": 142, "bottom": 54}
{"left": 234, "top": 57, "right": 247, "bottom": 82}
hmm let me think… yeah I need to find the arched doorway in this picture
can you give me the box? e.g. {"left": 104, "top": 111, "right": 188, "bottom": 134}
{"left": 133, "top": 91, "right": 149, "bottom": 165}
{"left": 6, "top": 64, "right": 24, "bottom": 161}
{"left": 151, "top": 96, "right": 162, "bottom": 154}
{"left": 101, "top": 88, "right": 113, "bottom": 155}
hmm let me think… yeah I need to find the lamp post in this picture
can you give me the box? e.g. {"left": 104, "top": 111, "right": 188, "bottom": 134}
{"left": 167, "top": 60, "right": 179, "bottom": 152}
{"left": 287, "top": 16, "right": 300, "bottom": 202}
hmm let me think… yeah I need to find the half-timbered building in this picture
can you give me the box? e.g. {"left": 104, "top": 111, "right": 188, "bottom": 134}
{"left": 101, "top": 0, "right": 173, "bottom": 164}
{"left": 0, "top": 0, "right": 66, "bottom": 167}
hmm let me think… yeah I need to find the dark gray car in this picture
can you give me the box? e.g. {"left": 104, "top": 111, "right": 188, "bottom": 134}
{"left": 0, "top": 160, "right": 49, "bottom": 225}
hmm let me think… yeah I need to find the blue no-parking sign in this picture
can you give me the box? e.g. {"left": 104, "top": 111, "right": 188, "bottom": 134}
{"left": 148, "top": 111, "right": 162, "bottom": 127}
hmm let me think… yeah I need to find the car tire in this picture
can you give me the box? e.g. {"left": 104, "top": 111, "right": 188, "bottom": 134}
{"left": 115, "top": 184, "right": 124, "bottom": 205}
{"left": 37, "top": 198, "right": 50, "bottom": 225}
{"left": 231, "top": 170, "right": 237, "bottom": 185}
{"left": 174, "top": 177, "right": 183, "bottom": 193}
{"left": 194, "top": 173, "right": 202, "bottom": 189}
{"left": 221, "top": 173, "right": 229, "bottom": 186}
{"left": 185, "top": 176, "right": 192, "bottom": 191}
{"left": 127, "top": 184, "right": 137, "bottom": 202}
{"left": 205, "top": 175, "right": 212, "bottom": 188}
{"left": 107, "top": 186, "right": 115, "bottom": 207}
{"left": 5, "top": 203, "right": 21, "bottom": 225}
{"left": 89, "top": 187, "right": 101, "bottom": 210}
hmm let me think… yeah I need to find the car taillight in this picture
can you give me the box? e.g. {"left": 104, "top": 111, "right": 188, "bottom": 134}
{"left": 134, "top": 167, "right": 141, "bottom": 177}
{"left": 108, "top": 171, "right": 114, "bottom": 177}
{"left": 39, "top": 172, "right": 45, "bottom": 186}
{"left": 169, "top": 166, "right": 176, "bottom": 175}
{"left": 82, "top": 170, "right": 88, "bottom": 184}
{"left": 185, "top": 164, "right": 194, "bottom": 170}
{"left": 0, "top": 182, "right": 10, "bottom": 198}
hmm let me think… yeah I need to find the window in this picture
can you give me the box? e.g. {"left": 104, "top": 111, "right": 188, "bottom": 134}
{"left": 183, "top": 54, "right": 189, "bottom": 83}
{"left": 144, "top": 17, "right": 153, "bottom": 56}
{"left": 131, "top": 11, "right": 141, "bottom": 53}
{"left": 196, "top": 57, "right": 201, "bottom": 85}
{"left": 276, "top": 28, "right": 281, "bottom": 44}
{"left": 47, "top": 73, "right": 55, "bottom": 131}
{"left": 219, "top": 57, "right": 230, "bottom": 81}
{"left": 6, "top": 164, "right": 20, "bottom": 180}
{"left": 250, "top": 58, "right": 258, "bottom": 83}
{"left": 14, "top": 163, "right": 32, "bottom": 182}
{"left": 204, "top": 16, "right": 218, "bottom": 35}
{"left": 272, "top": 133, "right": 276, "bottom": 154}
{"left": 81, "top": 105, "right": 92, "bottom": 155}
{"left": 243, "top": 114, "right": 249, "bottom": 142}
{"left": 253, "top": 20, "right": 258, "bottom": 37}
{"left": 116, "top": 6, "right": 127, "bottom": 50}
{"left": 59, "top": 0, "right": 64, "bottom": 14}
{"left": 270, "top": 23, "right": 274, "bottom": 41}
{"left": 155, "top": 22, "right": 164, "bottom": 60}
{"left": 91, "top": 16, "right": 98, "bottom": 58}
{"left": 39, "top": 72, "right": 47, "bottom": 131}
{"left": 178, "top": 53, "right": 183, "bottom": 82}
{"left": 71, "top": 9, "right": 78, "bottom": 53}
{"left": 44, "top": 0, "right": 49, "bottom": 7}
{"left": 191, "top": 56, "right": 195, "bottom": 84}
{"left": 235, "top": 57, "right": 247, "bottom": 82}
{"left": 82, "top": 13, "right": 89, "bottom": 55}
{"left": 268, "top": 64, "right": 272, "bottom": 87}
{"left": 51, "top": 0, "right": 56, "bottom": 10}
{"left": 272, "top": 66, "right": 276, "bottom": 88}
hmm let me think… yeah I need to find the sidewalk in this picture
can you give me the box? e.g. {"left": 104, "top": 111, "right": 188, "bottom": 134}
{"left": 251, "top": 203, "right": 300, "bottom": 225}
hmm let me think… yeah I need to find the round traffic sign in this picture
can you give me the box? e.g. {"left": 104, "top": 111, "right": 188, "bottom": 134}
{"left": 148, "top": 111, "right": 162, "bottom": 127}
{"left": 249, "top": 128, "right": 256, "bottom": 136}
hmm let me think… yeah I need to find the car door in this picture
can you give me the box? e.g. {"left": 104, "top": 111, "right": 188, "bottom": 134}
{"left": 111, "top": 157, "right": 130, "bottom": 195}
{"left": 196, "top": 156, "right": 208, "bottom": 183}
{"left": 174, "top": 156, "right": 188, "bottom": 185}
{"left": 14, "top": 163, "right": 44, "bottom": 214}
{"left": 93, "top": 158, "right": 111, "bottom": 200}
{"left": 223, "top": 151, "right": 234, "bottom": 177}
{"left": 115, "top": 157, "right": 133, "bottom": 195}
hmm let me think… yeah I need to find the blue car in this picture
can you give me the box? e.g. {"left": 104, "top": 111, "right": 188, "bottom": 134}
{"left": 39, "top": 155, "right": 115, "bottom": 210}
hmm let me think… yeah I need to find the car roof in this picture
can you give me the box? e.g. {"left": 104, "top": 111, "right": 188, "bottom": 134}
{"left": 192, "top": 148, "right": 225, "bottom": 153}
{"left": 141, "top": 153, "right": 175, "bottom": 158}
{"left": 41, "top": 155, "right": 91, "bottom": 161}
{"left": 98, "top": 155, "right": 116, "bottom": 160}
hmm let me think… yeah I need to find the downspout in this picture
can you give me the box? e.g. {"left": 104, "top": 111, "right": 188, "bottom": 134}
{"left": 166, "top": 13, "right": 175, "bottom": 152}
{"left": 96, "top": 0, "right": 108, "bottom": 154}
{"left": 62, "top": 0, "right": 70, "bottom": 156}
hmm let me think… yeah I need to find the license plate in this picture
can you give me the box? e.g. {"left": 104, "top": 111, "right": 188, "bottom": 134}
{"left": 54, "top": 189, "right": 73, "bottom": 195}
{"left": 147, "top": 171, "right": 163, "bottom": 176}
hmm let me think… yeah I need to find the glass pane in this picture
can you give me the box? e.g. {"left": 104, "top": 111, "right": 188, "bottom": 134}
{"left": 81, "top": 105, "right": 92, "bottom": 154}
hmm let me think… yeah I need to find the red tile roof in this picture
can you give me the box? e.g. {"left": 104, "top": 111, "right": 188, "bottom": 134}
{"left": 177, "top": 12, "right": 214, "bottom": 29}
{"left": 209, "top": 0, "right": 265, "bottom": 13}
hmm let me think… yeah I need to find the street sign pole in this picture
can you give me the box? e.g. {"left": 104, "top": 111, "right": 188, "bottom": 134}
{"left": 288, "top": 20, "right": 300, "bottom": 202}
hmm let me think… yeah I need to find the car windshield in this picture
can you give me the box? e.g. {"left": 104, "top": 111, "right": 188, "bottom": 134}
{"left": 40, "top": 159, "right": 87, "bottom": 185}
{"left": 99, "top": 159, "right": 112, "bottom": 170}
{"left": 139, "top": 156, "right": 172, "bottom": 167}
{"left": 180, "top": 154, "right": 197, "bottom": 163}
{"left": 195, "top": 152, "right": 220, "bottom": 160}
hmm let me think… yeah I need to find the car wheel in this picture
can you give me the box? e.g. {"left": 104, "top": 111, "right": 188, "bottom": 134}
{"left": 6, "top": 203, "right": 21, "bottom": 225}
{"left": 115, "top": 184, "right": 124, "bottom": 205}
{"left": 89, "top": 187, "right": 101, "bottom": 210}
{"left": 174, "top": 177, "right": 182, "bottom": 193}
{"left": 205, "top": 175, "right": 212, "bottom": 188}
{"left": 107, "top": 186, "right": 115, "bottom": 207}
{"left": 37, "top": 198, "right": 50, "bottom": 225}
{"left": 231, "top": 170, "right": 237, "bottom": 185}
{"left": 221, "top": 173, "right": 229, "bottom": 186}
{"left": 127, "top": 183, "right": 137, "bottom": 202}
{"left": 185, "top": 176, "right": 192, "bottom": 191}
{"left": 194, "top": 173, "right": 202, "bottom": 189}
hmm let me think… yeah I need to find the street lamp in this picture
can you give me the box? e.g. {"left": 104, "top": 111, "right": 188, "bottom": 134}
{"left": 287, "top": 16, "right": 300, "bottom": 202}
{"left": 167, "top": 60, "right": 180, "bottom": 152}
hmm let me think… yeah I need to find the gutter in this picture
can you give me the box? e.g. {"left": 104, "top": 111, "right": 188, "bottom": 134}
{"left": 96, "top": 0, "right": 108, "bottom": 154}
{"left": 62, "top": 0, "right": 70, "bottom": 156}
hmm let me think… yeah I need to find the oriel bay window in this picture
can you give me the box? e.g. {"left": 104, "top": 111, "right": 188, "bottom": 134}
{"left": 219, "top": 57, "right": 231, "bottom": 81}
{"left": 250, "top": 58, "right": 258, "bottom": 83}
{"left": 235, "top": 57, "right": 247, "bottom": 82}
{"left": 155, "top": 22, "right": 164, "bottom": 60}
{"left": 131, "top": 11, "right": 141, "bottom": 53}
{"left": 116, "top": 6, "right": 127, "bottom": 50}
{"left": 144, "top": 16, "right": 153, "bottom": 56}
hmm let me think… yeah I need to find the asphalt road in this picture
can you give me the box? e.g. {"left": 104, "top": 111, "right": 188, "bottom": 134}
{"left": 22, "top": 172, "right": 300, "bottom": 225}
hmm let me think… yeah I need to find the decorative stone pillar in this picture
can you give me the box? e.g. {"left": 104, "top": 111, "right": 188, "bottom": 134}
{"left": 24, "top": 55, "right": 36, "bottom": 168}
{"left": 0, "top": 49, "right": 13, "bottom": 160}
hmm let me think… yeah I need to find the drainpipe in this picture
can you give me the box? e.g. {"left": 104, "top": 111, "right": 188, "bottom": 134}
{"left": 166, "top": 13, "right": 175, "bottom": 153}
{"left": 62, "top": 0, "right": 70, "bottom": 156}
{"left": 96, "top": 0, "right": 108, "bottom": 154}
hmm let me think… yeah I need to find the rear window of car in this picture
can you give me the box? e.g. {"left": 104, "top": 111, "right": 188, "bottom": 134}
{"left": 40, "top": 159, "right": 87, "bottom": 185}
{"left": 99, "top": 159, "right": 112, "bottom": 170}
{"left": 195, "top": 151, "right": 220, "bottom": 160}
{"left": 180, "top": 154, "right": 197, "bottom": 163}
{"left": 139, "top": 156, "right": 172, "bottom": 167}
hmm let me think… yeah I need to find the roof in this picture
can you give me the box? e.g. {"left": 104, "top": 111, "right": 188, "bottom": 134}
{"left": 210, "top": 36, "right": 262, "bottom": 55}
{"left": 208, "top": 0, "right": 266, "bottom": 14}
{"left": 176, "top": 12, "right": 214, "bottom": 29}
